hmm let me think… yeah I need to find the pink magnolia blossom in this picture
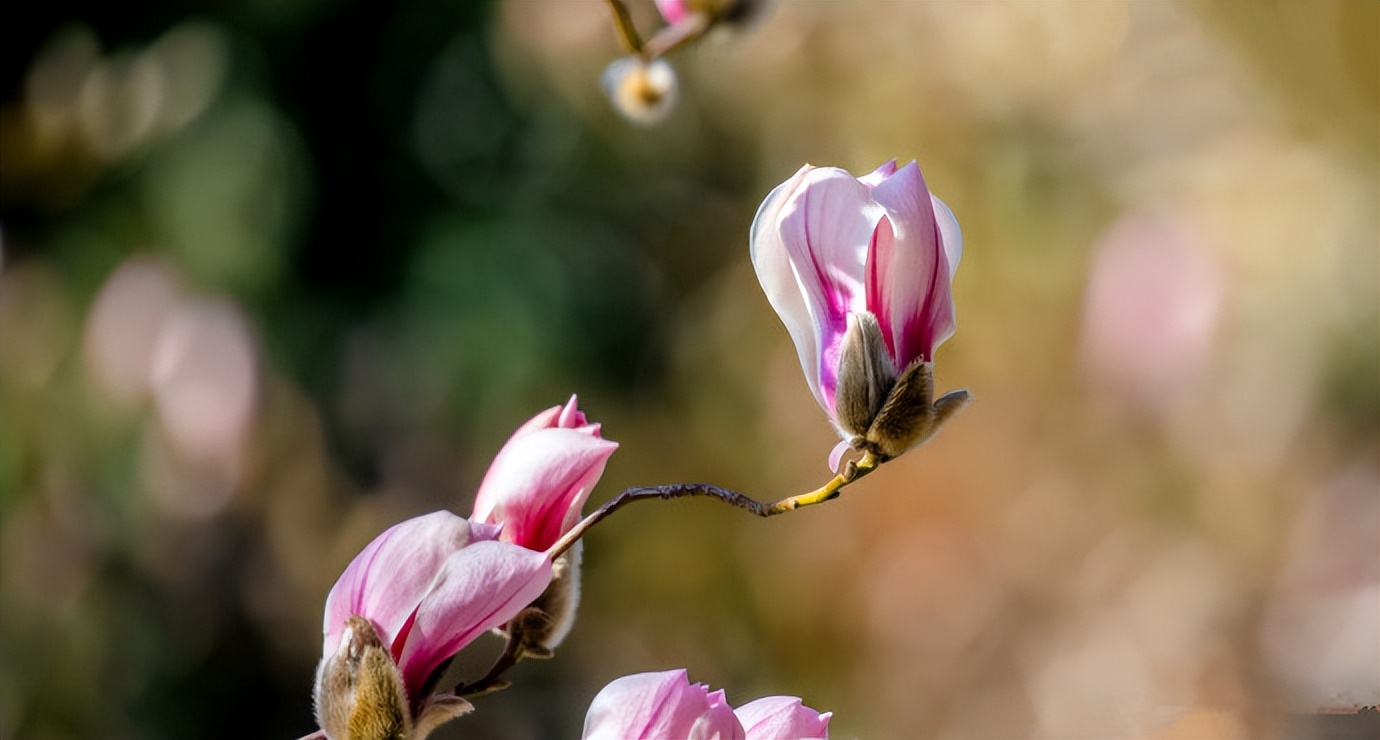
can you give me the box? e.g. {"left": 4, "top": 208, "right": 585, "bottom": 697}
{"left": 582, "top": 669, "right": 830, "bottom": 740}
{"left": 313, "top": 512, "right": 552, "bottom": 740}
{"left": 751, "top": 160, "right": 967, "bottom": 465}
{"left": 470, "top": 395, "right": 618, "bottom": 553}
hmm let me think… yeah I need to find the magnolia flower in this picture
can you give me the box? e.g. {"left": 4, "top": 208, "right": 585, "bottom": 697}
{"left": 582, "top": 669, "right": 831, "bottom": 740}
{"left": 470, "top": 396, "right": 617, "bottom": 656}
{"left": 312, "top": 512, "right": 552, "bottom": 740}
{"left": 751, "top": 160, "right": 970, "bottom": 468}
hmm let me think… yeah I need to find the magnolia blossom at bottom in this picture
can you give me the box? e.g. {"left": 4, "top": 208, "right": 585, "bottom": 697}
{"left": 312, "top": 512, "right": 553, "bottom": 740}
{"left": 582, "top": 669, "right": 830, "bottom": 740}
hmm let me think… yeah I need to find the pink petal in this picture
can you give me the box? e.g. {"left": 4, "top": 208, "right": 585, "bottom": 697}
{"left": 735, "top": 696, "right": 831, "bottom": 740}
{"left": 867, "top": 161, "right": 954, "bottom": 365}
{"left": 472, "top": 428, "right": 618, "bottom": 552}
{"left": 471, "top": 397, "right": 608, "bottom": 544}
{"left": 507, "top": 404, "right": 564, "bottom": 438}
{"left": 925, "top": 192, "right": 962, "bottom": 354}
{"left": 858, "top": 159, "right": 899, "bottom": 188}
{"left": 396, "top": 540, "right": 552, "bottom": 697}
{"left": 775, "top": 167, "right": 884, "bottom": 412}
{"left": 864, "top": 214, "right": 903, "bottom": 361}
{"left": 692, "top": 689, "right": 746, "bottom": 740}
{"left": 828, "top": 439, "right": 851, "bottom": 474}
{"left": 654, "top": 0, "right": 688, "bottom": 24}
{"left": 931, "top": 193, "right": 963, "bottom": 281}
{"left": 584, "top": 669, "right": 738, "bottom": 740}
{"left": 322, "top": 512, "right": 472, "bottom": 660}
{"left": 555, "top": 394, "right": 590, "bottom": 429}
{"left": 495, "top": 395, "right": 593, "bottom": 451}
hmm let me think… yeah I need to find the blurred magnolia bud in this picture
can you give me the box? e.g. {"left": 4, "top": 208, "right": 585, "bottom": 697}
{"left": 602, "top": 56, "right": 678, "bottom": 125}
{"left": 655, "top": 0, "right": 770, "bottom": 26}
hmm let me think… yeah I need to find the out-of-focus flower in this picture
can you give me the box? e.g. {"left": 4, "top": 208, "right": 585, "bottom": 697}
{"left": 149, "top": 298, "right": 258, "bottom": 473}
{"left": 83, "top": 256, "right": 182, "bottom": 406}
{"left": 582, "top": 669, "right": 830, "bottom": 740}
{"left": 655, "top": 0, "right": 694, "bottom": 24}
{"left": 654, "top": 0, "right": 768, "bottom": 27}
{"left": 1080, "top": 212, "right": 1223, "bottom": 420}
{"left": 602, "top": 56, "right": 678, "bottom": 125}
{"left": 751, "top": 160, "right": 968, "bottom": 468}
{"left": 313, "top": 512, "right": 552, "bottom": 740}
{"left": 470, "top": 395, "right": 617, "bottom": 655}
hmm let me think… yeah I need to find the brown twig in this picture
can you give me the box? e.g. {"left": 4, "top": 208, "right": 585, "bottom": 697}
{"left": 547, "top": 452, "right": 881, "bottom": 561}
{"left": 602, "top": 0, "right": 645, "bottom": 55}
{"left": 459, "top": 452, "right": 883, "bottom": 699}
{"left": 455, "top": 631, "right": 523, "bottom": 698}
{"left": 641, "top": 12, "right": 714, "bottom": 60}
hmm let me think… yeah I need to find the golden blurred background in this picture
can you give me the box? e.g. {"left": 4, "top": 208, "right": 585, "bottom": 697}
{"left": 0, "top": 1, "right": 1375, "bottom": 738}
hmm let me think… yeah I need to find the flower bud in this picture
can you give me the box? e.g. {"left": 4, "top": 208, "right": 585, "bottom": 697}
{"left": 470, "top": 397, "right": 615, "bottom": 655}
{"left": 602, "top": 57, "right": 678, "bottom": 125}
{"left": 862, "top": 360, "right": 971, "bottom": 461}
{"left": 833, "top": 311, "right": 898, "bottom": 439}
{"left": 314, "top": 615, "right": 414, "bottom": 740}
